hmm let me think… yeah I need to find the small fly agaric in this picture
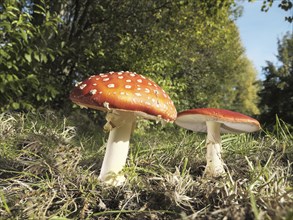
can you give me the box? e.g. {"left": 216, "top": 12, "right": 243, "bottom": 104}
{"left": 175, "top": 108, "right": 261, "bottom": 177}
{"left": 70, "top": 71, "right": 177, "bottom": 185}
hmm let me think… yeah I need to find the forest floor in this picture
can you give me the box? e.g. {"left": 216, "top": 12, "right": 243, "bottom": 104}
{"left": 0, "top": 111, "right": 292, "bottom": 219}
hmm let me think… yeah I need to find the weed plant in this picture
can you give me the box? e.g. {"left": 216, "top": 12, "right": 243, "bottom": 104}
{"left": 0, "top": 111, "right": 292, "bottom": 219}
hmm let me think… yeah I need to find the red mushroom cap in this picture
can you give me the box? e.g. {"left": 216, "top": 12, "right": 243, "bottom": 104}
{"left": 70, "top": 71, "right": 177, "bottom": 122}
{"left": 175, "top": 108, "right": 261, "bottom": 133}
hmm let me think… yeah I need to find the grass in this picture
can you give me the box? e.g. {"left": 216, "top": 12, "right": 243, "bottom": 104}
{"left": 0, "top": 111, "right": 292, "bottom": 219}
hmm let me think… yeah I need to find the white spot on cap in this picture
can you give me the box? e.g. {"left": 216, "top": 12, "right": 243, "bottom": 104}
{"left": 148, "top": 82, "right": 152, "bottom": 86}
{"left": 108, "top": 84, "right": 115, "bottom": 88}
{"left": 80, "top": 84, "right": 87, "bottom": 89}
{"left": 120, "top": 91, "right": 125, "bottom": 95}
{"left": 145, "top": 88, "right": 150, "bottom": 93}
{"left": 89, "top": 89, "right": 97, "bottom": 95}
{"left": 93, "top": 83, "right": 97, "bottom": 86}
{"left": 135, "top": 93, "right": 142, "bottom": 97}
{"left": 130, "top": 73, "right": 136, "bottom": 77}
{"left": 137, "top": 79, "right": 142, "bottom": 83}
{"left": 125, "top": 85, "right": 132, "bottom": 89}
{"left": 118, "top": 72, "right": 123, "bottom": 75}
{"left": 118, "top": 76, "right": 124, "bottom": 79}
{"left": 126, "top": 79, "right": 131, "bottom": 82}
{"left": 75, "top": 81, "right": 82, "bottom": 87}
{"left": 103, "top": 78, "right": 110, "bottom": 81}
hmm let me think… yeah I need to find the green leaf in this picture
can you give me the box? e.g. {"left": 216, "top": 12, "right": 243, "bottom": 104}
{"left": 34, "top": 52, "right": 40, "bottom": 62}
{"left": 7, "top": 11, "right": 17, "bottom": 18}
{"left": 36, "top": 94, "right": 41, "bottom": 101}
{"left": 33, "top": 3, "right": 47, "bottom": 15}
{"left": 25, "top": 53, "right": 32, "bottom": 63}
{"left": 11, "top": 102, "right": 20, "bottom": 110}
{"left": 49, "top": 53, "right": 55, "bottom": 61}
{"left": 0, "top": 50, "right": 10, "bottom": 59}
{"left": 40, "top": 53, "right": 48, "bottom": 63}
{"left": 20, "top": 30, "right": 28, "bottom": 43}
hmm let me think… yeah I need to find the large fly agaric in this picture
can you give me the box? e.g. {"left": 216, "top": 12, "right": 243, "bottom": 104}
{"left": 175, "top": 108, "right": 261, "bottom": 177}
{"left": 70, "top": 71, "right": 177, "bottom": 185}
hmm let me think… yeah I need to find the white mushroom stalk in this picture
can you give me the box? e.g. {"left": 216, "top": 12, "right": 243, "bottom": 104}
{"left": 204, "top": 121, "right": 225, "bottom": 177}
{"left": 98, "top": 111, "right": 136, "bottom": 186}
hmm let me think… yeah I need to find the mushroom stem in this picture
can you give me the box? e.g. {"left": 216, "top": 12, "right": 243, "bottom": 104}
{"left": 98, "top": 111, "right": 136, "bottom": 186}
{"left": 204, "top": 121, "right": 225, "bottom": 177}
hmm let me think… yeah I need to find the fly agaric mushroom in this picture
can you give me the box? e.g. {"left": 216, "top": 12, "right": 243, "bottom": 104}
{"left": 175, "top": 108, "right": 261, "bottom": 177}
{"left": 70, "top": 71, "right": 177, "bottom": 185}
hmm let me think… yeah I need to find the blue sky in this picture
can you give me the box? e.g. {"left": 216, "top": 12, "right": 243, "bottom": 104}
{"left": 235, "top": 1, "right": 292, "bottom": 79}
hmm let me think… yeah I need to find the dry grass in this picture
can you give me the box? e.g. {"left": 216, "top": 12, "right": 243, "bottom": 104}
{"left": 0, "top": 111, "right": 292, "bottom": 219}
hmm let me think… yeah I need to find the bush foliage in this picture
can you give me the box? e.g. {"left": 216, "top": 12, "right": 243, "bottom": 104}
{"left": 259, "top": 33, "right": 293, "bottom": 127}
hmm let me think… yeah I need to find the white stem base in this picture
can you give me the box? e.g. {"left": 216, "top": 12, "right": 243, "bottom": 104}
{"left": 98, "top": 111, "right": 136, "bottom": 186}
{"left": 204, "top": 121, "right": 226, "bottom": 177}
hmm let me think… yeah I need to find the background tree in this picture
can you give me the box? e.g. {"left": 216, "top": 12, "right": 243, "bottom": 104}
{"left": 263, "top": 0, "right": 292, "bottom": 22}
{"left": 231, "top": 56, "right": 260, "bottom": 115}
{"left": 259, "top": 33, "right": 293, "bottom": 126}
{"left": 249, "top": 0, "right": 293, "bottom": 22}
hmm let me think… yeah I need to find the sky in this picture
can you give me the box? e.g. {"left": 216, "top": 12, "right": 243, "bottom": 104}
{"left": 235, "top": 0, "right": 292, "bottom": 79}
